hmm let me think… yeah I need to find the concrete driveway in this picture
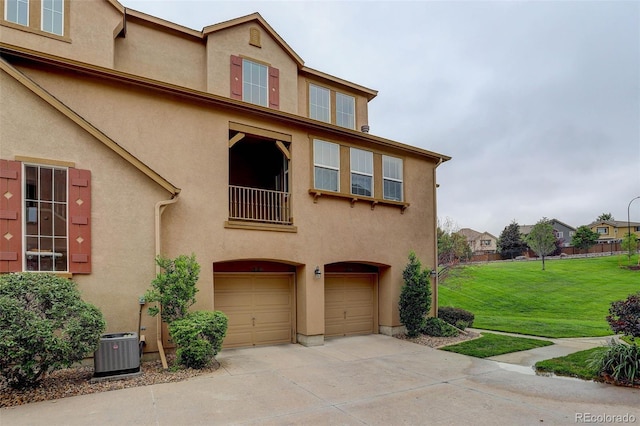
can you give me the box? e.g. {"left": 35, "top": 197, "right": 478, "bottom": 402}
{"left": 1, "top": 335, "right": 638, "bottom": 425}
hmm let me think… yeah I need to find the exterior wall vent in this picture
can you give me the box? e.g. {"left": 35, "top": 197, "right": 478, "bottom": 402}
{"left": 93, "top": 332, "right": 140, "bottom": 377}
{"left": 361, "top": 125, "right": 370, "bottom": 133}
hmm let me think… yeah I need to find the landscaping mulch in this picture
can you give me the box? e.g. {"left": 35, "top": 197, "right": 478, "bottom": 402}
{"left": 396, "top": 330, "right": 481, "bottom": 348}
{"left": 0, "top": 354, "right": 220, "bottom": 408}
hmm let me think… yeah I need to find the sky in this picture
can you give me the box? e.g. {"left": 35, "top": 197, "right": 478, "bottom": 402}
{"left": 120, "top": 0, "right": 640, "bottom": 237}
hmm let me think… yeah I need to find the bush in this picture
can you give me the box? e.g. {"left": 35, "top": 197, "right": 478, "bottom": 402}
{"left": 0, "top": 273, "right": 105, "bottom": 389}
{"left": 145, "top": 254, "right": 200, "bottom": 323}
{"left": 589, "top": 341, "right": 640, "bottom": 386}
{"left": 169, "top": 311, "right": 228, "bottom": 369}
{"left": 606, "top": 292, "right": 640, "bottom": 341}
{"left": 399, "top": 252, "right": 432, "bottom": 337}
{"left": 422, "top": 317, "right": 459, "bottom": 337}
{"left": 438, "top": 306, "right": 475, "bottom": 330}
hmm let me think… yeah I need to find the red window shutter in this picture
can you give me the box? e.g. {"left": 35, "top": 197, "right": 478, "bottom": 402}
{"left": 269, "top": 66, "right": 280, "bottom": 110}
{"left": 0, "top": 160, "right": 22, "bottom": 272}
{"left": 68, "top": 168, "right": 91, "bottom": 274}
{"left": 230, "top": 55, "right": 243, "bottom": 100}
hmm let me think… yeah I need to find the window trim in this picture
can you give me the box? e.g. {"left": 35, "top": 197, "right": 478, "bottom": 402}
{"left": 309, "top": 83, "right": 331, "bottom": 123}
{"left": 5, "top": 0, "right": 29, "bottom": 26}
{"left": 350, "top": 147, "right": 373, "bottom": 197}
{"left": 313, "top": 139, "right": 340, "bottom": 192}
{"left": 41, "top": 0, "right": 63, "bottom": 36}
{"left": 23, "top": 162, "right": 69, "bottom": 272}
{"left": 382, "top": 155, "right": 403, "bottom": 202}
{"left": 335, "top": 92, "right": 356, "bottom": 130}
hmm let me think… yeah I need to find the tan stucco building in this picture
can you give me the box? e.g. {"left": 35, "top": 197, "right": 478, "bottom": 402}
{"left": 0, "top": 0, "right": 450, "bottom": 354}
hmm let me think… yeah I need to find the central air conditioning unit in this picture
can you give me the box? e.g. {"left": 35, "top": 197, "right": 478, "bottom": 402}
{"left": 93, "top": 332, "right": 141, "bottom": 378}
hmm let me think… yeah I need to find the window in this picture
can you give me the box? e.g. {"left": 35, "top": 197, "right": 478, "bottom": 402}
{"left": 0, "top": 159, "right": 91, "bottom": 273}
{"left": 242, "top": 59, "right": 268, "bottom": 107}
{"left": 230, "top": 56, "right": 279, "bottom": 109}
{"left": 336, "top": 92, "right": 355, "bottom": 129}
{"left": 481, "top": 240, "right": 491, "bottom": 246}
{"left": 24, "top": 164, "right": 68, "bottom": 271}
{"left": 382, "top": 155, "right": 403, "bottom": 201}
{"left": 350, "top": 148, "right": 372, "bottom": 197}
{"left": 569, "top": 231, "right": 575, "bottom": 237}
{"left": 313, "top": 140, "right": 339, "bottom": 192}
{"left": 597, "top": 227, "right": 608, "bottom": 234}
{"left": 5, "top": 0, "right": 28, "bottom": 26}
{"left": 42, "top": 0, "right": 63, "bottom": 35}
{"left": 556, "top": 231, "right": 563, "bottom": 238}
{"left": 309, "top": 84, "right": 330, "bottom": 123}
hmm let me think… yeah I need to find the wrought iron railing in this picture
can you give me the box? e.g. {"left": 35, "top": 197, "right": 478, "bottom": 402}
{"left": 229, "top": 185, "right": 292, "bottom": 225}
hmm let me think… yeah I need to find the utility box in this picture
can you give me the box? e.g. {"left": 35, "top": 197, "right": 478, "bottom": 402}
{"left": 93, "top": 332, "right": 140, "bottom": 377}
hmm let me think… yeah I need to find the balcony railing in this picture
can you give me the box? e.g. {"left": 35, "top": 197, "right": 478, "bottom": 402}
{"left": 229, "top": 185, "right": 292, "bottom": 225}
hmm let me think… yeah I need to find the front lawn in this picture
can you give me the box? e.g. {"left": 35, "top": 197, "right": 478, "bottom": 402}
{"left": 534, "top": 347, "right": 605, "bottom": 381}
{"left": 438, "top": 255, "right": 639, "bottom": 338}
{"left": 440, "top": 333, "right": 553, "bottom": 358}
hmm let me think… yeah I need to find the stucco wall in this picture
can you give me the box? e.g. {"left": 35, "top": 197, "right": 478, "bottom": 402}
{"left": 0, "top": 0, "right": 122, "bottom": 68}
{"left": 0, "top": 70, "right": 170, "bottom": 352}
{"left": 206, "top": 22, "right": 298, "bottom": 113}
{"left": 114, "top": 19, "right": 207, "bottom": 90}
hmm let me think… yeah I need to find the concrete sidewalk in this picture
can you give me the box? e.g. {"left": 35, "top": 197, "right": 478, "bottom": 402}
{"left": 1, "top": 335, "right": 638, "bottom": 425}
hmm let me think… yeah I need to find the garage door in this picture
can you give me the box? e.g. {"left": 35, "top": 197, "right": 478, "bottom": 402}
{"left": 325, "top": 274, "right": 376, "bottom": 337}
{"left": 214, "top": 273, "right": 293, "bottom": 348}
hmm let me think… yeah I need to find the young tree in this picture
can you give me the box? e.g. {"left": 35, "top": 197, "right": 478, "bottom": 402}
{"left": 525, "top": 218, "right": 557, "bottom": 270}
{"left": 621, "top": 233, "right": 638, "bottom": 259}
{"left": 572, "top": 225, "right": 600, "bottom": 252}
{"left": 497, "top": 221, "right": 527, "bottom": 260}
{"left": 596, "top": 213, "right": 614, "bottom": 221}
{"left": 398, "top": 252, "right": 431, "bottom": 337}
{"left": 145, "top": 254, "right": 201, "bottom": 323}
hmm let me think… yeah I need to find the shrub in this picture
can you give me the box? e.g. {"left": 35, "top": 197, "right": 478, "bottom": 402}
{"left": 589, "top": 340, "right": 640, "bottom": 386}
{"left": 145, "top": 254, "right": 200, "bottom": 323}
{"left": 438, "top": 306, "right": 475, "bottom": 330}
{"left": 606, "top": 292, "right": 640, "bottom": 341}
{"left": 0, "top": 273, "right": 105, "bottom": 389}
{"left": 422, "top": 317, "right": 459, "bottom": 337}
{"left": 169, "top": 311, "right": 228, "bottom": 369}
{"left": 399, "top": 252, "right": 432, "bottom": 337}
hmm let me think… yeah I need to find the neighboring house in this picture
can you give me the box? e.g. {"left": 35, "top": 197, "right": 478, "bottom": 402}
{"left": 587, "top": 221, "right": 640, "bottom": 243}
{"left": 0, "top": 1, "right": 450, "bottom": 353}
{"left": 457, "top": 228, "right": 497, "bottom": 254}
{"left": 519, "top": 219, "right": 576, "bottom": 247}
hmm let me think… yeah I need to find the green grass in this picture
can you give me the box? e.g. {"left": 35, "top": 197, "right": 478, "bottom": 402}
{"left": 439, "top": 255, "right": 639, "bottom": 338}
{"left": 440, "top": 333, "right": 553, "bottom": 358}
{"left": 534, "top": 347, "right": 606, "bottom": 381}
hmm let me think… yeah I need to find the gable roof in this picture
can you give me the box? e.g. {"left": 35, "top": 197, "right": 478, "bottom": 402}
{"left": 203, "top": 13, "right": 304, "bottom": 67}
{"left": 588, "top": 220, "right": 640, "bottom": 228}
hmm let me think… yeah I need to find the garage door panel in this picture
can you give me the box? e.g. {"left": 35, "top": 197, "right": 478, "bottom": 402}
{"left": 325, "top": 274, "right": 375, "bottom": 338}
{"left": 214, "top": 273, "right": 293, "bottom": 348}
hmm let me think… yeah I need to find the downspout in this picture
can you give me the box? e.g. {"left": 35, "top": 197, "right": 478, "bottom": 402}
{"left": 432, "top": 157, "right": 444, "bottom": 317}
{"left": 154, "top": 195, "right": 179, "bottom": 369}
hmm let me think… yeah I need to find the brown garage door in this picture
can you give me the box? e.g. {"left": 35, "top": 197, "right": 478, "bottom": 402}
{"left": 214, "top": 273, "right": 293, "bottom": 348}
{"left": 325, "top": 274, "right": 376, "bottom": 337}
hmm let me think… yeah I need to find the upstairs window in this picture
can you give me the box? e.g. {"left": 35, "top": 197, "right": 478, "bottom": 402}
{"left": 230, "top": 56, "right": 280, "bottom": 109}
{"left": 350, "top": 148, "right": 372, "bottom": 197}
{"left": 242, "top": 59, "right": 268, "bottom": 107}
{"left": 314, "top": 139, "right": 339, "bottom": 192}
{"left": 596, "top": 227, "right": 608, "bottom": 234}
{"left": 382, "top": 155, "right": 403, "bottom": 201}
{"left": 24, "top": 164, "right": 68, "bottom": 272}
{"left": 309, "top": 84, "right": 330, "bottom": 123}
{"left": 336, "top": 92, "right": 355, "bottom": 129}
{"left": 42, "top": 0, "right": 63, "bottom": 35}
{"left": 5, "top": 0, "right": 29, "bottom": 26}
